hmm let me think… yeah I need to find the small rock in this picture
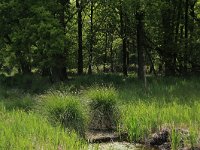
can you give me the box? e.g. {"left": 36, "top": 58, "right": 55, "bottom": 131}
{"left": 150, "top": 129, "right": 170, "bottom": 146}
{"left": 158, "top": 142, "right": 171, "bottom": 150}
{"left": 191, "top": 147, "right": 200, "bottom": 150}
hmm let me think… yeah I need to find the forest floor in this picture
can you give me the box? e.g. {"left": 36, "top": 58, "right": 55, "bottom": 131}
{"left": 0, "top": 74, "right": 200, "bottom": 149}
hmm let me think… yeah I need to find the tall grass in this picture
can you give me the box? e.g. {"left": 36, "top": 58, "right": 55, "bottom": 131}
{"left": 0, "top": 88, "right": 35, "bottom": 111}
{"left": 0, "top": 109, "right": 87, "bottom": 150}
{"left": 0, "top": 74, "right": 199, "bottom": 149}
{"left": 120, "top": 102, "right": 200, "bottom": 142}
{"left": 86, "top": 86, "right": 119, "bottom": 130}
{"left": 36, "top": 92, "right": 88, "bottom": 136}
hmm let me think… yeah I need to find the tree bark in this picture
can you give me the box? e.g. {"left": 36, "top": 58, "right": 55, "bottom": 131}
{"left": 184, "top": 0, "right": 189, "bottom": 75}
{"left": 136, "top": 11, "right": 145, "bottom": 81}
{"left": 76, "top": 0, "right": 83, "bottom": 75}
{"left": 55, "top": 0, "right": 69, "bottom": 81}
{"left": 120, "top": 3, "right": 128, "bottom": 76}
{"left": 88, "top": 0, "right": 94, "bottom": 75}
{"left": 110, "top": 36, "right": 114, "bottom": 73}
{"left": 161, "top": 2, "right": 176, "bottom": 76}
{"left": 103, "top": 32, "right": 108, "bottom": 72}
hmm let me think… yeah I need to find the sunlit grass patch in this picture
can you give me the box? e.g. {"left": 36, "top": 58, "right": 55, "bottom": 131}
{"left": 0, "top": 110, "right": 88, "bottom": 150}
{"left": 120, "top": 101, "right": 200, "bottom": 145}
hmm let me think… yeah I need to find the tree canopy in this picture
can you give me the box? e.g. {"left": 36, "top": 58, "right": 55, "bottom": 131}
{"left": 0, "top": 0, "right": 200, "bottom": 81}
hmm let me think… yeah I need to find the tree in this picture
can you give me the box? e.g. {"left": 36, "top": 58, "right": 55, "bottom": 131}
{"left": 88, "top": 0, "right": 94, "bottom": 75}
{"left": 76, "top": 0, "right": 83, "bottom": 75}
{"left": 136, "top": 11, "right": 145, "bottom": 81}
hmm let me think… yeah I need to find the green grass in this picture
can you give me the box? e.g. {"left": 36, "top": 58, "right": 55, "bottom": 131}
{"left": 117, "top": 77, "right": 200, "bottom": 147}
{"left": 0, "top": 108, "right": 87, "bottom": 150}
{"left": 36, "top": 91, "right": 88, "bottom": 136}
{"left": 0, "top": 74, "right": 199, "bottom": 149}
{"left": 86, "top": 86, "right": 119, "bottom": 130}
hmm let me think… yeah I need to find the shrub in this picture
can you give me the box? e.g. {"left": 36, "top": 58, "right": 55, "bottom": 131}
{"left": 36, "top": 92, "right": 87, "bottom": 136}
{"left": 86, "top": 86, "right": 119, "bottom": 130}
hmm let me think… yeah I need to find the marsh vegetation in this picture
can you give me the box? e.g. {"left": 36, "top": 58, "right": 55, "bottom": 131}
{"left": 0, "top": 74, "right": 200, "bottom": 149}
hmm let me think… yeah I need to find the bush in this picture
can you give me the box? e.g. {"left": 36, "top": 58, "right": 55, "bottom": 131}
{"left": 36, "top": 92, "right": 87, "bottom": 136}
{"left": 86, "top": 86, "right": 119, "bottom": 130}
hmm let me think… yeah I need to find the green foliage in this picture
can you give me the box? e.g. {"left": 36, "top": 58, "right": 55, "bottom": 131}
{"left": 37, "top": 92, "right": 87, "bottom": 136}
{"left": 0, "top": 0, "right": 64, "bottom": 75}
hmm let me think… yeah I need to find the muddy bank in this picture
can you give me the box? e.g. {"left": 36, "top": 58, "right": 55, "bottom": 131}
{"left": 86, "top": 130, "right": 157, "bottom": 150}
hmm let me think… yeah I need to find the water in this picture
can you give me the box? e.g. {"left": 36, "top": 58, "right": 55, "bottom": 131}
{"left": 89, "top": 142, "right": 156, "bottom": 150}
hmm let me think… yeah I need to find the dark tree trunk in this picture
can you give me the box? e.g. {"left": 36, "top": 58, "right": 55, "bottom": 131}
{"left": 76, "top": 0, "right": 83, "bottom": 75}
{"left": 88, "top": 0, "right": 94, "bottom": 75}
{"left": 56, "top": 0, "right": 69, "bottom": 81}
{"left": 21, "top": 63, "right": 31, "bottom": 75}
{"left": 145, "top": 49, "right": 157, "bottom": 77}
{"left": 120, "top": 4, "right": 128, "bottom": 76}
{"left": 161, "top": 2, "right": 176, "bottom": 76}
{"left": 103, "top": 32, "right": 108, "bottom": 72}
{"left": 50, "top": 55, "right": 67, "bottom": 82}
{"left": 110, "top": 36, "right": 114, "bottom": 73}
{"left": 15, "top": 50, "right": 31, "bottom": 75}
{"left": 184, "top": 0, "right": 189, "bottom": 75}
{"left": 127, "top": 40, "right": 130, "bottom": 67}
{"left": 122, "top": 37, "right": 128, "bottom": 76}
{"left": 136, "top": 11, "right": 145, "bottom": 81}
{"left": 42, "top": 67, "right": 51, "bottom": 77}
{"left": 190, "top": 1, "right": 197, "bottom": 73}
{"left": 174, "top": 0, "right": 182, "bottom": 73}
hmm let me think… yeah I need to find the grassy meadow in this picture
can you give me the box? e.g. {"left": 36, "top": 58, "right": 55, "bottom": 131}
{"left": 0, "top": 74, "right": 200, "bottom": 149}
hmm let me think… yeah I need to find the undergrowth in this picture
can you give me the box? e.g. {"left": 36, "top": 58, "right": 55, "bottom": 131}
{"left": 0, "top": 74, "right": 199, "bottom": 149}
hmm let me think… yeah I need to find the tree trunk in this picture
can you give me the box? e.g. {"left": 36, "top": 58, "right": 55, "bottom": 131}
{"left": 161, "top": 2, "right": 176, "bottom": 76}
{"left": 88, "top": 0, "right": 94, "bottom": 75}
{"left": 184, "top": 0, "right": 189, "bottom": 75}
{"left": 136, "top": 11, "right": 145, "bottom": 81}
{"left": 120, "top": 4, "right": 128, "bottom": 76}
{"left": 21, "top": 63, "right": 31, "bottom": 75}
{"left": 190, "top": 1, "right": 196, "bottom": 73}
{"left": 57, "top": 0, "right": 69, "bottom": 80}
{"left": 103, "top": 32, "right": 108, "bottom": 72}
{"left": 15, "top": 50, "right": 31, "bottom": 75}
{"left": 110, "top": 36, "right": 114, "bottom": 73}
{"left": 77, "top": 0, "right": 83, "bottom": 75}
{"left": 174, "top": 0, "right": 182, "bottom": 74}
